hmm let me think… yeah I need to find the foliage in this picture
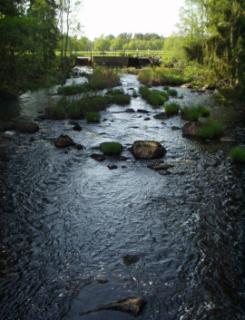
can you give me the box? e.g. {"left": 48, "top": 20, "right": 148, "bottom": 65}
{"left": 138, "top": 67, "right": 189, "bottom": 86}
{"left": 139, "top": 87, "right": 169, "bottom": 107}
{"left": 85, "top": 112, "right": 101, "bottom": 123}
{"left": 88, "top": 68, "right": 120, "bottom": 90}
{"left": 100, "top": 142, "right": 123, "bottom": 156}
{"left": 181, "top": 105, "right": 210, "bottom": 121}
{"left": 197, "top": 120, "right": 224, "bottom": 139}
{"left": 166, "top": 88, "right": 178, "bottom": 97}
{"left": 57, "top": 83, "right": 90, "bottom": 95}
{"left": 164, "top": 103, "right": 180, "bottom": 116}
{"left": 229, "top": 146, "right": 245, "bottom": 163}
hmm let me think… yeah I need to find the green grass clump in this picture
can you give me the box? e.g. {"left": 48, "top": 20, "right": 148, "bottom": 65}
{"left": 229, "top": 146, "right": 245, "bottom": 163}
{"left": 138, "top": 67, "right": 189, "bottom": 86}
{"left": 100, "top": 142, "right": 123, "bottom": 156}
{"left": 196, "top": 120, "right": 224, "bottom": 139}
{"left": 181, "top": 106, "right": 211, "bottom": 121}
{"left": 106, "top": 89, "right": 131, "bottom": 106}
{"left": 85, "top": 111, "right": 101, "bottom": 123}
{"left": 164, "top": 102, "right": 180, "bottom": 116}
{"left": 88, "top": 67, "right": 120, "bottom": 90}
{"left": 139, "top": 86, "right": 168, "bottom": 107}
{"left": 57, "top": 83, "right": 90, "bottom": 95}
{"left": 166, "top": 88, "right": 178, "bottom": 97}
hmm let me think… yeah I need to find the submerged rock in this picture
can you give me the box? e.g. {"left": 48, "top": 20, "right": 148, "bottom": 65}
{"left": 72, "top": 123, "right": 82, "bottom": 131}
{"left": 147, "top": 162, "right": 174, "bottom": 171}
{"left": 130, "top": 140, "right": 166, "bottom": 159}
{"left": 122, "top": 254, "right": 140, "bottom": 266}
{"left": 107, "top": 164, "right": 118, "bottom": 170}
{"left": 90, "top": 153, "right": 106, "bottom": 162}
{"left": 80, "top": 297, "right": 146, "bottom": 317}
{"left": 125, "top": 108, "right": 135, "bottom": 113}
{"left": 154, "top": 112, "right": 167, "bottom": 120}
{"left": 144, "top": 117, "right": 151, "bottom": 121}
{"left": 182, "top": 122, "right": 199, "bottom": 138}
{"left": 14, "top": 121, "right": 39, "bottom": 134}
{"left": 137, "top": 109, "right": 150, "bottom": 114}
{"left": 54, "top": 134, "right": 75, "bottom": 148}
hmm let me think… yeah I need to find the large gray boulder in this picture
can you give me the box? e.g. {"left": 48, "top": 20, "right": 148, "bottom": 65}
{"left": 130, "top": 140, "right": 166, "bottom": 159}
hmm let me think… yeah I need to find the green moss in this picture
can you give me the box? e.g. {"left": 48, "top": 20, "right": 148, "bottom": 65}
{"left": 229, "top": 146, "right": 245, "bottom": 163}
{"left": 85, "top": 111, "right": 101, "bottom": 123}
{"left": 197, "top": 120, "right": 224, "bottom": 139}
{"left": 181, "top": 105, "right": 211, "bottom": 121}
{"left": 100, "top": 142, "right": 123, "bottom": 156}
{"left": 139, "top": 86, "right": 168, "bottom": 107}
{"left": 164, "top": 102, "right": 180, "bottom": 116}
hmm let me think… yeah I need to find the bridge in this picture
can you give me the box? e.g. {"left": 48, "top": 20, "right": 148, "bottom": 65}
{"left": 75, "top": 50, "right": 170, "bottom": 67}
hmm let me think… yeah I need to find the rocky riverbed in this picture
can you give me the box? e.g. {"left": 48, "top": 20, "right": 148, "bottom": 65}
{"left": 0, "top": 72, "right": 244, "bottom": 320}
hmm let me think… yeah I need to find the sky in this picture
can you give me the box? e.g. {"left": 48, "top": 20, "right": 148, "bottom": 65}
{"left": 78, "top": 0, "right": 185, "bottom": 39}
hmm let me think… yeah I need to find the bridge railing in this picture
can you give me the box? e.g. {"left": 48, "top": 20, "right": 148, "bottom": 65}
{"left": 75, "top": 50, "right": 172, "bottom": 59}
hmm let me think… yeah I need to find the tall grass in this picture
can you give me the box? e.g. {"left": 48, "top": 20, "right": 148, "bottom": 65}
{"left": 88, "top": 67, "right": 120, "bottom": 90}
{"left": 197, "top": 120, "right": 224, "bottom": 139}
{"left": 181, "top": 106, "right": 211, "bottom": 121}
{"left": 164, "top": 102, "right": 180, "bottom": 116}
{"left": 139, "top": 86, "right": 168, "bottom": 107}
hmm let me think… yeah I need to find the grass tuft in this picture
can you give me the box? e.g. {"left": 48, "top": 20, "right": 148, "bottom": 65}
{"left": 229, "top": 146, "right": 245, "bottom": 163}
{"left": 181, "top": 105, "right": 211, "bottom": 121}
{"left": 85, "top": 112, "right": 101, "bottom": 123}
{"left": 88, "top": 67, "right": 120, "bottom": 90}
{"left": 197, "top": 120, "right": 224, "bottom": 139}
{"left": 139, "top": 86, "right": 168, "bottom": 107}
{"left": 100, "top": 142, "right": 123, "bottom": 156}
{"left": 164, "top": 102, "right": 180, "bottom": 116}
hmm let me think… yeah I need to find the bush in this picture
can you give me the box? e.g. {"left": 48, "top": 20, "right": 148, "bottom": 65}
{"left": 100, "top": 142, "right": 123, "bottom": 156}
{"left": 229, "top": 146, "right": 245, "bottom": 163}
{"left": 88, "top": 67, "right": 120, "bottom": 90}
{"left": 85, "top": 111, "right": 101, "bottom": 123}
{"left": 57, "top": 83, "right": 90, "bottom": 95}
{"left": 197, "top": 120, "right": 224, "bottom": 139}
{"left": 139, "top": 86, "right": 168, "bottom": 107}
{"left": 181, "top": 105, "right": 211, "bottom": 121}
{"left": 164, "top": 102, "right": 180, "bottom": 116}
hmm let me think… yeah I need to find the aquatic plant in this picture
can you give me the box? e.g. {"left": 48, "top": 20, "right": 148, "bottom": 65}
{"left": 164, "top": 102, "right": 180, "bottom": 116}
{"left": 85, "top": 111, "right": 101, "bottom": 123}
{"left": 88, "top": 67, "right": 120, "bottom": 90}
{"left": 139, "top": 86, "right": 168, "bottom": 107}
{"left": 229, "top": 146, "right": 245, "bottom": 163}
{"left": 181, "top": 105, "right": 211, "bottom": 121}
{"left": 196, "top": 120, "right": 224, "bottom": 139}
{"left": 57, "top": 83, "right": 90, "bottom": 95}
{"left": 166, "top": 88, "right": 178, "bottom": 97}
{"left": 100, "top": 142, "right": 123, "bottom": 156}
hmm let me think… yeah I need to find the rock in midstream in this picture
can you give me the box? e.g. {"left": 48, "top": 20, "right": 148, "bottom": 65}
{"left": 130, "top": 141, "right": 166, "bottom": 159}
{"left": 80, "top": 297, "right": 146, "bottom": 317}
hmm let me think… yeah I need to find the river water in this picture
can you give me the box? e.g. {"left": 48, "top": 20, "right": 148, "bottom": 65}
{"left": 0, "top": 73, "right": 245, "bottom": 320}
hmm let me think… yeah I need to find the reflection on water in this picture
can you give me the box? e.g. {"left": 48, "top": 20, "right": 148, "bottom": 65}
{"left": 0, "top": 73, "right": 244, "bottom": 320}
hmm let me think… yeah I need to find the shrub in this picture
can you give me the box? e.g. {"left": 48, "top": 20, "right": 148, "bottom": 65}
{"left": 164, "top": 102, "right": 180, "bottom": 116}
{"left": 229, "top": 146, "right": 245, "bottom": 163}
{"left": 139, "top": 86, "right": 168, "bottom": 107}
{"left": 85, "top": 112, "right": 101, "bottom": 123}
{"left": 181, "top": 105, "right": 211, "bottom": 121}
{"left": 57, "top": 83, "right": 90, "bottom": 95}
{"left": 197, "top": 120, "right": 224, "bottom": 139}
{"left": 88, "top": 67, "right": 120, "bottom": 90}
{"left": 100, "top": 142, "right": 123, "bottom": 156}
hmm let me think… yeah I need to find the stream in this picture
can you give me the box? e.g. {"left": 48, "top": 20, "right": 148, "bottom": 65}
{"left": 0, "top": 72, "right": 245, "bottom": 320}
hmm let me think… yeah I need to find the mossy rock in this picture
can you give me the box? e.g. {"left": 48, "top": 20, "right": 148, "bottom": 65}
{"left": 100, "top": 142, "right": 123, "bottom": 156}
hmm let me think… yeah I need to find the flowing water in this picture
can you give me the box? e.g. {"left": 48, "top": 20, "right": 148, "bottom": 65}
{"left": 0, "top": 73, "right": 245, "bottom": 320}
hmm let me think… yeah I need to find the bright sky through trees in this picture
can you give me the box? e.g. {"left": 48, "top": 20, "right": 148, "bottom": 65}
{"left": 79, "top": 0, "right": 185, "bottom": 39}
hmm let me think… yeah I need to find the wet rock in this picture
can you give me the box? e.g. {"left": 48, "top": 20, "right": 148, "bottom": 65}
{"left": 74, "top": 143, "right": 84, "bottom": 150}
{"left": 130, "top": 141, "right": 167, "bottom": 159}
{"left": 96, "top": 277, "right": 109, "bottom": 284}
{"left": 182, "top": 122, "right": 199, "bottom": 138}
{"left": 72, "top": 123, "right": 82, "bottom": 131}
{"left": 137, "top": 109, "right": 150, "bottom": 114}
{"left": 147, "top": 162, "right": 174, "bottom": 171}
{"left": 14, "top": 121, "right": 39, "bottom": 134}
{"left": 122, "top": 254, "right": 140, "bottom": 266}
{"left": 80, "top": 297, "right": 146, "bottom": 317}
{"left": 125, "top": 108, "right": 135, "bottom": 113}
{"left": 54, "top": 134, "right": 75, "bottom": 148}
{"left": 154, "top": 112, "right": 167, "bottom": 120}
{"left": 0, "top": 121, "right": 15, "bottom": 132}
{"left": 171, "top": 126, "right": 181, "bottom": 130}
{"left": 90, "top": 154, "right": 106, "bottom": 162}
{"left": 107, "top": 164, "right": 118, "bottom": 170}
{"left": 144, "top": 117, "right": 151, "bottom": 121}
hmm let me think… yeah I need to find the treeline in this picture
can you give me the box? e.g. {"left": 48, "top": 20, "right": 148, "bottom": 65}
{"left": 66, "top": 33, "right": 165, "bottom": 52}
{"left": 178, "top": 0, "right": 245, "bottom": 93}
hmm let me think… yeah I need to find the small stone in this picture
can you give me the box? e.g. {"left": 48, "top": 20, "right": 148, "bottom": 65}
{"left": 72, "top": 123, "right": 82, "bottom": 131}
{"left": 74, "top": 143, "right": 83, "bottom": 150}
{"left": 144, "top": 117, "right": 151, "bottom": 121}
{"left": 125, "top": 108, "right": 135, "bottom": 113}
{"left": 154, "top": 112, "right": 167, "bottom": 120}
{"left": 107, "top": 164, "right": 118, "bottom": 170}
{"left": 171, "top": 126, "right": 181, "bottom": 130}
{"left": 122, "top": 254, "right": 140, "bottom": 266}
{"left": 137, "top": 109, "right": 150, "bottom": 114}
